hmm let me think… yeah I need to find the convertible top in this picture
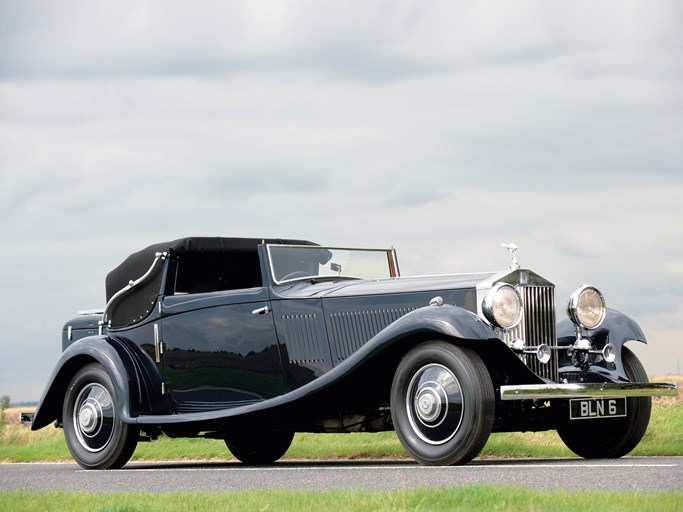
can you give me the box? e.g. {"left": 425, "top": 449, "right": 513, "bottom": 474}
{"left": 105, "top": 237, "right": 314, "bottom": 327}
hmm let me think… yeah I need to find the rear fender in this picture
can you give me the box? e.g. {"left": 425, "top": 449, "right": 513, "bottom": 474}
{"left": 31, "top": 335, "right": 168, "bottom": 430}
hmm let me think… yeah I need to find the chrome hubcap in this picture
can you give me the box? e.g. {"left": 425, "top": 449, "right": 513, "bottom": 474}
{"left": 416, "top": 387, "right": 442, "bottom": 423}
{"left": 78, "top": 404, "right": 98, "bottom": 433}
{"left": 72, "top": 383, "right": 115, "bottom": 453}
{"left": 406, "top": 363, "right": 464, "bottom": 445}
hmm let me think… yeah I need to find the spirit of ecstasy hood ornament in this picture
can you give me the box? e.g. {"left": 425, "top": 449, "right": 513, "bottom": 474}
{"left": 500, "top": 242, "right": 520, "bottom": 270}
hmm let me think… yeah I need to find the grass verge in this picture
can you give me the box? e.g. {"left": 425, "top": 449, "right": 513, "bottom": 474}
{"left": 1, "top": 376, "right": 680, "bottom": 463}
{"left": 0, "top": 486, "right": 682, "bottom": 512}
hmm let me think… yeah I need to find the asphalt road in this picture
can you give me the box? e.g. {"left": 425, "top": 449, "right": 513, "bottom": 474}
{"left": 1, "top": 457, "right": 682, "bottom": 493}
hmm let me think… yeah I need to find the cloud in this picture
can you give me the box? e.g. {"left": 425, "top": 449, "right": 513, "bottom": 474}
{"left": 2, "top": 1, "right": 680, "bottom": 81}
{"left": 1, "top": 1, "right": 682, "bottom": 401}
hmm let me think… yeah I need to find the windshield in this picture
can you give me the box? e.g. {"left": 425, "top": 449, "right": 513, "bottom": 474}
{"left": 267, "top": 245, "right": 398, "bottom": 284}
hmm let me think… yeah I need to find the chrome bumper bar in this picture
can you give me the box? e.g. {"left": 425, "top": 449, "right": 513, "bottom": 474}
{"left": 500, "top": 382, "right": 678, "bottom": 401}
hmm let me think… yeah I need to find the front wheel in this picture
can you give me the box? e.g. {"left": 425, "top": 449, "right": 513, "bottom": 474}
{"left": 63, "top": 363, "right": 138, "bottom": 469}
{"left": 225, "top": 430, "right": 294, "bottom": 464}
{"left": 557, "top": 346, "right": 652, "bottom": 459}
{"left": 391, "top": 341, "right": 495, "bottom": 466}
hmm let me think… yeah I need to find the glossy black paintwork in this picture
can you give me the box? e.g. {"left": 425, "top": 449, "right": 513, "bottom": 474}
{"left": 131, "top": 303, "right": 510, "bottom": 431}
{"left": 32, "top": 333, "right": 169, "bottom": 430}
{"left": 161, "top": 289, "right": 284, "bottom": 410}
{"left": 270, "top": 275, "right": 483, "bottom": 390}
{"left": 62, "top": 313, "right": 101, "bottom": 350}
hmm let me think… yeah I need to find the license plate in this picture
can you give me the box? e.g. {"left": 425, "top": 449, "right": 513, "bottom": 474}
{"left": 569, "top": 398, "right": 627, "bottom": 420}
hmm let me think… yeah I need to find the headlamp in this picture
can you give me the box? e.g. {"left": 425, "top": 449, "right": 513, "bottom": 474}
{"left": 483, "top": 283, "right": 523, "bottom": 330}
{"left": 567, "top": 285, "right": 606, "bottom": 330}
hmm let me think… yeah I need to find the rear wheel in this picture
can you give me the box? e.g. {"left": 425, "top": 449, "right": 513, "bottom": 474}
{"left": 391, "top": 341, "right": 495, "bottom": 466}
{"left": 225, "top": 430, "right": 294, "bottom": 464}
{"left": 63, "top": 363, "right": 138, "bottom": 469}
{"left": 557, "top": 346, "right": 652, "bottom": 459}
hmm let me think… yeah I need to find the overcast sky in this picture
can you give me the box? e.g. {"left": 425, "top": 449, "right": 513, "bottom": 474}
{"left": 1, "top": 0, "right": 681, "bottom": 402}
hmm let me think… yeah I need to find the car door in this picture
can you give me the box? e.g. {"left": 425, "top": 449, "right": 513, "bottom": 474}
{"left": 158, "top": 286, "right": 284, "bottom": 413}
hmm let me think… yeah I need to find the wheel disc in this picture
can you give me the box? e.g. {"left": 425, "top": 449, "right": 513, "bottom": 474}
{"left": 72, "top": 383, "right": 115, "bottom": 453}
{"left": 406, "top": 363, "right": 464, "bottom": 445}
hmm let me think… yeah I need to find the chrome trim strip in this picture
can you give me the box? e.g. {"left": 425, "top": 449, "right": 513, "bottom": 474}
{"left": 500, "top": 382, "right": 678, "bottom": 400}
{"left": 153, "top": 323, "right": 161, "bottom": 363}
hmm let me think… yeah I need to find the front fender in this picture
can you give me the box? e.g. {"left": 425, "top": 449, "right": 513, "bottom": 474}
{"left": 369, "top": 302, "right": 498, "bottom": 347}
{"left": 31, "top": 335, "right": 168, "bottom": 430}
{"left": 557, "top": 308, "right": 647, "bottom": 347}
{"left": 557, "top": 308, "right": 647, "bottom": 382}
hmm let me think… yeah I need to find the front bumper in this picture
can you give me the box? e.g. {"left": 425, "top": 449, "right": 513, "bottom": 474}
{"left": 500, "top": 382, "right": 677, "bottom": 401}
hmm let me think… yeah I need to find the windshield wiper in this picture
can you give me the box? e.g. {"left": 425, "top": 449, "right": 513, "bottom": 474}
{"left": 309, "top": 275, "right": 361, "bottom": 283}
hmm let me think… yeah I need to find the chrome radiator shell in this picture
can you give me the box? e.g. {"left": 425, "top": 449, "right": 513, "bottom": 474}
{"left": 477, "top": 270, "right": 558, "bottom": 383}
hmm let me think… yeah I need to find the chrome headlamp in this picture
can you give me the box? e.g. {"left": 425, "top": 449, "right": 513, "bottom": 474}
{"left": 567, "top": 285, "right": 606, "bottom": 330}
{"left": 483, "top": 283, "right": 523, "bottom": 330}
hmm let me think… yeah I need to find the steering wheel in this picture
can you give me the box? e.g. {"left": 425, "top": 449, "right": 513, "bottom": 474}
{"left": 281, "top": 271, "right": 312, "bottom": 281}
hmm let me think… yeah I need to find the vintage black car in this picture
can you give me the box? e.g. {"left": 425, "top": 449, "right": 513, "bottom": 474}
{"left": 28, "top": 237, "right": 676, "bottom": 469}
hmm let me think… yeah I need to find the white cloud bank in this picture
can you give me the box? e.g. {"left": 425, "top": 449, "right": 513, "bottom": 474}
{"left": 1, "top": 0, "right": 681, "bottom": 401}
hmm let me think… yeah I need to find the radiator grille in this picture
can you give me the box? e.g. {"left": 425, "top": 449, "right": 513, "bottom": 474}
{"left": 499, "top": 286, "right": 558, "bottom": 382}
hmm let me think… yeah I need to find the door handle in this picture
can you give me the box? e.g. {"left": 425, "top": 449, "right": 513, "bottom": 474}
{"left": 251, "top": 306, "right": 270, "bottom": 315}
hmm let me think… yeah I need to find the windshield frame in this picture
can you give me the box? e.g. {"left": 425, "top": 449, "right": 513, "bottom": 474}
{"left": 266, "top": 244, "right": 400, "bottom": 285}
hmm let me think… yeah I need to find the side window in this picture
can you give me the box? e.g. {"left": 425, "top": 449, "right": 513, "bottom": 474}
{"left": 174, "top": 251, "right": 262, "bottom": 294}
